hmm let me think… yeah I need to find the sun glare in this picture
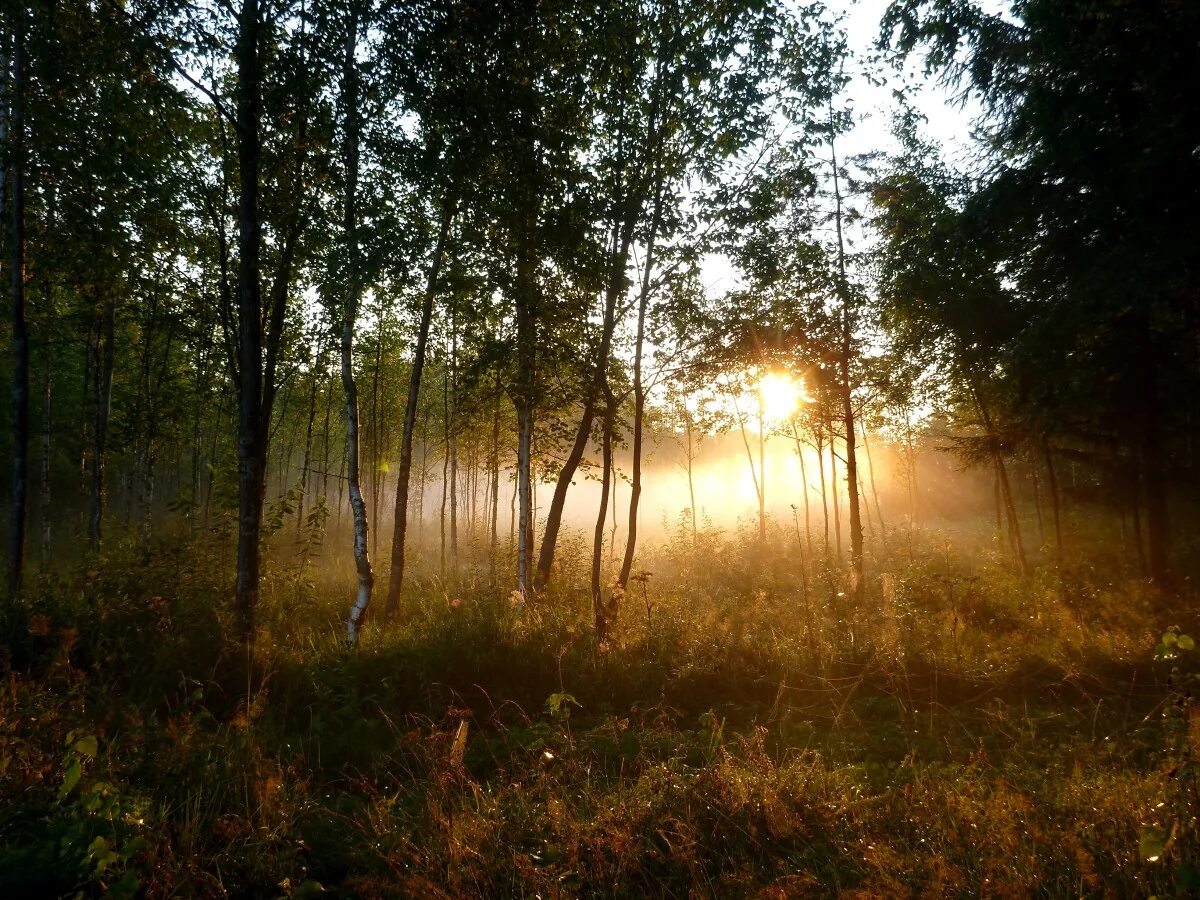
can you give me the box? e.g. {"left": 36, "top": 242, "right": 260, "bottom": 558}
{"left": 758, "top": 372, "right": 803, "bottom": 425}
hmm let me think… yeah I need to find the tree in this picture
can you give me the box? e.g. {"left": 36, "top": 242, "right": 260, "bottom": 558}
{"left": 882, "top": 0, "right": 1200, "bottom": 587}
{"left": 4, "top": 4, "right": 27, "bottom": 595}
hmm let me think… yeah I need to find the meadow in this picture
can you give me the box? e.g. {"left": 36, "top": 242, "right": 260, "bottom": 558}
{"left": 1, "top": 518, "right": 1193, "bottom": 898}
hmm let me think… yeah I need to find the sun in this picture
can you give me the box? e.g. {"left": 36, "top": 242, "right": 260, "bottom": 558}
{"left": 758, "top": 372, "right": 803, "bottom": 425}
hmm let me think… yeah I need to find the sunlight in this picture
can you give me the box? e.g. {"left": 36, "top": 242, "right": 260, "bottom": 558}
{"left": 758, "top": 372, "right": 805, "bottom": 427}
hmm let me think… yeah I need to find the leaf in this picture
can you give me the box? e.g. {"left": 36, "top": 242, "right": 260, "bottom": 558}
{"left": 1162, "top": 632, "right": 1178, "bottom": 647}
{"left": 1140, "top": 825, "right": 1168, "bottom": 862}
{"left": 546, "top": 692, "right": 581, "bottom": 718}
{"left": 121, "top": 836, "right": 148, "bottom": 861}
{"left": 74, "top": 735, "right": 98, "bottom": 758}
{"left": 1178, "top": 634, "right": 1195, "bottom": 651}
{"left": 59, "top": 760, "right": 82, "bottom": 800}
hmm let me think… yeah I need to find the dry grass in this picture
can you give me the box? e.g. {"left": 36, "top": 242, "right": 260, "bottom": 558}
{"left": 0, "top": 521, "right": 1195, "bottom": 897}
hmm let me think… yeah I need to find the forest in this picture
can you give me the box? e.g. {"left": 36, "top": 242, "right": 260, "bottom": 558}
{"left": 1, "top": 0, "right": 1199, "bottom": 895}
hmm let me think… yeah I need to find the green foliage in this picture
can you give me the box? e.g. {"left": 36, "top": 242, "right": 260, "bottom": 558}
{"left": 0, "top": 532, "right": 1189, "bottom": 895}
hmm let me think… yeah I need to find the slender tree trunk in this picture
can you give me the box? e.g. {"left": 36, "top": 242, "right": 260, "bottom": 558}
{"left": 203, "top": 390, "right": 224, "bottom": 525}
{"left": 816, "top": 429, "right": 830, "bottom": 562}
{"left": 417, "top": 405, "right": 429, "bottom": 533}
{"left": 340, "top": 8, "right": 374, "bottom": 645}
{"left": 829, "top": 428, "right": 842, "bottom": 559}
{"left": 617, "top": 187, "right": 662, "bottom": 587}
{"left": 297, "top": 356, "right": 319, "bottom": 536}
{"left": 686, "top": 417, "right": 699, "bottom": 551}
{"left": 971, "top": 384, "right": 1028, "bottom": 575}
{"left": 1139, "top": 375, "right": 1171, "bottom": 587}
{"left": 440, "top": 371, "right": 449, "bottom": 574}
{"left": 1132, "top": 469, "right": 1147, "bottom": 575}
{"left": 1043, "top": 439, "right": 1063, "bottom": 563}
{"left": 608, "top": 454, "right": 618, "bottom": 570}
{"left": 993, "top": 466, "right": 1003, "bottom": 543}
{"left": 516, "top": 393, "right": 533, "bottom": 597}
{"left": 190, "top": 309, "right": 212, "bottom": 528}
{"left": 514, "top": 213, "right": 537, "bottom": 599}
{"left": 592, "top": 400, "right": 614, "bottom": 641}
{"left": 273, "top": 380, "right": 296, "bottom": 497}
{"left": 534, "top": 397, "right": 593, "bottom": 587}
{"left": 1031, "top": 454, "right": 1045, "bottom": 548}
{"left": 860, "top": 419, "right": 885, "bottom": 547}
{"left": 490, "top": 379, "right": 500, "bottom": 566}
{"left": 859, "top": 480, "right": 875, "bottom": 542}
{"left": 449, "top": 316, "right": 459, "bottom": 567}
{"left": 905, "top": 412, "right": 919, "bottom": 532}
{"left": 385, "top": 198, "right": 453, "bottom": 617}
{"left": 536, "top": 215, "right": 635, "bottom": 590}
{"left": 368, "top": 302, "right": 384, "bottom": 559}
{"left": 336, "top": 441, "right": 346, "bottom": 530}
{"left": 4, "top": 16, "right": 27, "bottom": 594}
{"left": 792, "top": 424, "right": 813, "bottom": 563}
{"left": 233, "top": 0, "right": 268, "bottom": 640}
{"left": 39, "top": 354, "right": 50, "bottom": 563}
{"left": 732, "top": 391, "right": 764, "bottom": 535}
{"left": 830, "top": 121, "right": 863, "bottom": 603}
{"left": 321, "top": 370, "right": 332, "bottom": 499}
{"left": 89, "top": 294, "right": 115, "bottom": 549}
{"left": 758, "top": 397, "right": 767, "bottom": 541}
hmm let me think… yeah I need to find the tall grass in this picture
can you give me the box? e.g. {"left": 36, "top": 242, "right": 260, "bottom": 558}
{"left": 0, "top": 520, "right": 1193, "bottom": 897}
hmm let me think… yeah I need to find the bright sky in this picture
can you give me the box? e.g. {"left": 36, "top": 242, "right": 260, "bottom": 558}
{"left": 698, "top": 0, "right": 981, "bottom": 296}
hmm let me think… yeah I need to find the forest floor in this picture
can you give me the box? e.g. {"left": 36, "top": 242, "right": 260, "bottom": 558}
{"left": 0, "top": 524, "right": 1195, "bottom": 898}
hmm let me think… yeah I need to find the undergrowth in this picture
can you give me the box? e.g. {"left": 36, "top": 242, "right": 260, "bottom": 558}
{"left": 0, "top": 522, "right": 1195, "bottom": 897}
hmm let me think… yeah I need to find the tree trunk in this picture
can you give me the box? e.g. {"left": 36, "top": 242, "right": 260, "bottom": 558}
{"left": 592, "top": 400, "right": 614, "bottom": 641}
{"left": 829, "top": 428, "right": 842, "bottom": 559}
{"left": 321, "top": 369, "right": 332, "bottom": 499}
{"left": 297, "top": 356, "right": 320, "bottom": 536}
{"left": 617, "top": 186, "right": 663, "bottom": 587}
{"left": 1131, "top": 469, "right": 1147, "bottom": 576}
{"left": 1031, "top": 454, "right": 1045, "bottom": 549}
{"left": 792, "top": 424, "right": 813, "bottom": 563}
{"left": 1043, "top": 439, "right": 1063, "bottom": 564}
{"left": 1139, "top": 370, "right": 1171, "bottom": 587}
{"left": 4, "top": 16, "right": 27, "bottom": 595}
{"left": 859, "top": 419, "right": 885, "bottom": 547}
{"left": 758, "top": 398, "right": 767, "bottom": 542}
{"left": 368, "top": 301, "right": 384, "bottom": 559}
{"left": 490, "top": 378, "right": 501, "bottom": 567}
{"left": 533, "top": 397, "right": 594, "bottom": 588}
{"left": 971, "top": 384, "right": 1028, "bottom": 575}
{"left": 816, "top": 428, "right": 830, "bottom": 562}
{"left": 440, "top": 371, "right": 449, "bottom": 573}
{"left": 39, "top": 354, "right": 50, "bottom": 562}
{"left": 385, "top": 197, "right": 454, "bottom": 617}
{"left": 830, "top": 122, "right": 863, "bottom": 604}
{"left": 233, "top": 0, "right": 267, "bottom": 640}
{"left": 89, "top": 294, "right": 115, "bottom": 549}
{"left": 448, "top": 314, "right": 459, "bottom": 568}
{"left": 733, "top": 390, "right": 764, "bottom": 537}
{"left": 686, "top": 416, "right": 699, "bottom": 551}
{"left": 340, "top": 7, "right": 374, "bottom": 645}
{"left": 514, "top": 209, "right": 537, "bottom": 599}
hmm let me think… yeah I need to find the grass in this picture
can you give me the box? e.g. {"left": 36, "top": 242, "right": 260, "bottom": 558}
{"left": 0, "top": 518, "right": 1196, "bottom": 897}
